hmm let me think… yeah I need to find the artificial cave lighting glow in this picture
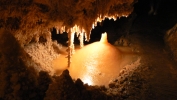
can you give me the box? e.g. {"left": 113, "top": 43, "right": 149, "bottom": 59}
{"left": 93, "top": 14, "right": 123, "bottom": 29}
{"left": 67, "top": 25, "right": 86, "bottom": 67}
{"left": 100, "top": 32, "right": 108, "bottom": 43}
{"left": 66, "top": 15, "right": 129, "bottom": 67}
{"left": 69, "top": 32, "right": 122, "bottom": 86}
{"left": 82, "top": 76, "right": 93, "bottom": 85}
{"left": 79, "top": 32, "right": 84, "bottom": 48}
{"left": 95, "top": 14, "right": 119, "bottom": 24}
{"left": 52, "top": 32, "right": 139, "bottom": 85}
{"left": 60, "top": 26, "right": 66, "bottom": 34}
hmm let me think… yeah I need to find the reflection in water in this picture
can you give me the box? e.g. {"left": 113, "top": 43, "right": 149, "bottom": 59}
{"left": 52, "top": 54, "right": 68, "bottom": 75}
{"left": 69, "top": 40, "right": 122, "bottom": 86}
{"left": 82, "top": 75, "right": 93, "bottom": 85}
{"left": 52, "top": 33, "right": 139, "bottom": 86}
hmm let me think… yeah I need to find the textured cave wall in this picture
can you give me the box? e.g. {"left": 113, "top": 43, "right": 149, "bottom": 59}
{"left": 0, "top": 0, "right": 136, "bottom": 45}
{"left": 0, "top": 29, "right": 52, "bottom": 100}
{"left": 0, "top": 0, "right": 137, "bottom": 79}
{"left": 165, "top": 24, "right": 177, "bottom": 62}
{"left": 0, "top": 0, "right": 139, "bottom": 99}
{"left": 0, "top": 29, "right": 149, "bottom": 100}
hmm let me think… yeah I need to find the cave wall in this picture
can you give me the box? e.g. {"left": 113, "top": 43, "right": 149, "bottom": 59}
{"left": 165, "top": 24, "right": 177, "bottom": 62}
{"left": 1, "top": 0, "right": 177, "bottom": 99}
{"left": 0, "top": 29, "right": 52, "bottom": 100}
{"left": 0, "top": 0, "right": 136, "bottom": 99}
{"left": 0, "top": 0, "right": 136, "bottom": 45}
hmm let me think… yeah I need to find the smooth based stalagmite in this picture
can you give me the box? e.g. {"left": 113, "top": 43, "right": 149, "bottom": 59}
{"left": 0, "top": 0, "right": 137, "bottom": 67}
{"left": 69, "top": 32, "right": 122, "bottom": 85}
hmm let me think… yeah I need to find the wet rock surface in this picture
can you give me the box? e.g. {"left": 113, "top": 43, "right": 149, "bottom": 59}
{"left": 0, "top": 0, "right": 177, "bottom": 100}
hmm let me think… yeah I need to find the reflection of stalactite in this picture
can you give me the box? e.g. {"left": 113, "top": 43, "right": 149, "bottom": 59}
{"left": 67, "top": 25, "right": 87, "bottom": 67}
{"left": 67, "top": 32, "right": 75, "bottom": 67}
{"left": 0, "top": 0, "right": 136, "bottom": 68}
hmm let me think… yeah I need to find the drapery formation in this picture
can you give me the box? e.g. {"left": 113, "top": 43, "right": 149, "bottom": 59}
{"left": 0, "top": 0, "right": 136, "bottom": 66}
{"left": 0, "top": 0, "right": 136, "bottom": 44}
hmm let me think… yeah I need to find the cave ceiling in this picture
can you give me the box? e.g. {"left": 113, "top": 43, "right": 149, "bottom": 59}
{"left": 0, "top": 0, "right": 136, "bottom": 45}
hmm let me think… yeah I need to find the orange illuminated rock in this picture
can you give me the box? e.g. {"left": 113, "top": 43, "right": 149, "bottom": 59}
{"left": 69, "top": 33, "right": 122, "bottom": 86}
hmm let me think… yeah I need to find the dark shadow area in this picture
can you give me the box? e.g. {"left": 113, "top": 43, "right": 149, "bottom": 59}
{"left": 51, "top": 0, "right": 177, "bottom": 46}
{"left": 51, "top": 28, "right": 68, "bottom": 46}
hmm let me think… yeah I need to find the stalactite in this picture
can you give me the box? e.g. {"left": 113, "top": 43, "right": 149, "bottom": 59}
{"left": 79, "top": 32, "right": 84, "bottom": 48}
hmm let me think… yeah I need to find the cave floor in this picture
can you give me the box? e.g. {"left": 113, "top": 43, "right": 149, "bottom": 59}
{"left": 52, "top": 12, "right": 177, "bottom": 99}
{"left": 52, "top": 9, "right": 177, "bottom": 98}
{"left": 127, "top": 11, "right": 177, "bottom": 99}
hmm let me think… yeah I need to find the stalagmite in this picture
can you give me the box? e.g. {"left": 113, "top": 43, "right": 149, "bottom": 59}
{"left": 100, "top": 32, "right": 108, "bottom": 43}
{"left": 69, "top": 32, "right": 123, "bottom": 85}
{"left": 66, "top": 14, "right": 126, "bottom": 67}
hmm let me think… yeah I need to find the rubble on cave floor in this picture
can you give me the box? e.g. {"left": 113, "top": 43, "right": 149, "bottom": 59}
{"left": 50, "top": 9, "right": 177, "bottom": 100}
{"left": 1, "top": 1, "right": 177, "bottom": 99}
